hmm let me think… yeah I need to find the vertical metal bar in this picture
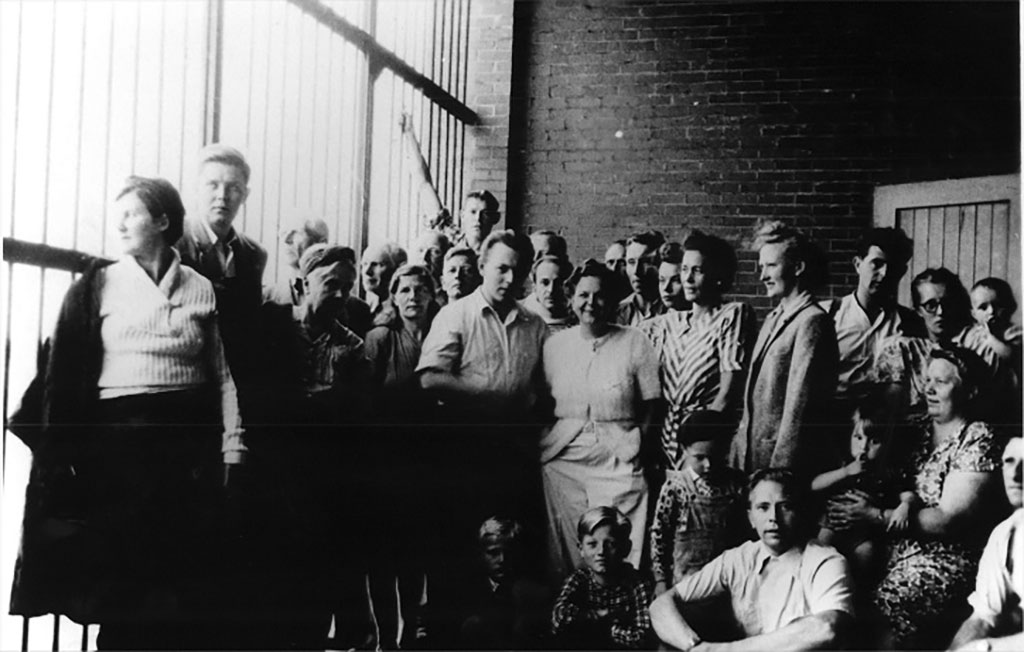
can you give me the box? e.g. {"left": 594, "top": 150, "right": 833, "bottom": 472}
{"left": 80, "top": 624, "right": 89, "bottom": 651}
{"left": 50, "top": 615, "right": 60, "bottom": 651}
{"left": 443, "top": 0, "right": 455, "bottom": 207}
{"left": 245, "top": 2, "right": 257, "bottom": 149}
{"left": 130, "top": 3, "right": 141, "bottom": 171}
{"left": 177, "top": 1, "right": 191, "bottom": 185}
{"left": 426, "top": 0, "right": 438, "bottom": 176}
{"left": 203, "top": 0, "right": 224, "bottom": 145}
{"left": 7, "top": 1, "right": 23, "bottom": 239}
{"left": 259, "top": 1, "right": 273, "bottom": 248}
{"left": 156, "top": 1, "right": 167, "bottom": 169}
{"left": 322, "top": 27, "right": 333, "bottom": 211}
{"left": 36, "top": 0, "right": 59, "bottom": 393}
{"left": 72, "top": 3, "right": 87, "bottom": 252}
{"left": 458, "top": 0, "right": 470, "bottom": 205}
{"left": 359, "top": 0, "right": 379, "bottom": 256}
{"left": 309, "top": 19, "right": 321, "bottom": 205}
{"left": 21, "top": 615, "right": 28, "bottom": 652}
{"left": 100, "top": 6, "right": 115, "bottom": 256}
{"left": 2, "top": 264, "right": 13, "bottom": 468}
{"left": 271, "top": 5, "right": 293, "bottom": 246}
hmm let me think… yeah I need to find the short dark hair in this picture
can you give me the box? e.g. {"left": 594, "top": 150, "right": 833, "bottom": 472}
{"left": 626, "top": 229, "right": 666, "bottom": 253}
{"left": 466, "top": 189, "right": 500, "bottom": 215}
{"left": 683, "top": 230, "right": 739, "bottom": 292}
{"left": 856, "top": 227, "right": 913, "bottom": 268}
{"left": 568, "top": 258, "right": 615, "bottom": 292}
{"left": 747, "top": 468, "right": 808, "bottom": 511}
{"left": 117, "top": 176, "right": 186, "bottom": 245}
{"left": 972, "top": 277, "right": 1018, "bottom": 316}
{"left": 658, "top": 241, "right": 684, "bottom": 266}
{"left": 679, "top": 409, "right": 735, "bottom": 447}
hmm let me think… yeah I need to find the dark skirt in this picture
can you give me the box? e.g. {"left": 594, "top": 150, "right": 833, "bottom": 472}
{"left": 10, "top": 387, "right": 221, "bottom": 626}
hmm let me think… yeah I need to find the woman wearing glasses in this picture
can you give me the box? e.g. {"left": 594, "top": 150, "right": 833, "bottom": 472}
{"left": 874, "top": 268, "right": 973, "bottom": 425}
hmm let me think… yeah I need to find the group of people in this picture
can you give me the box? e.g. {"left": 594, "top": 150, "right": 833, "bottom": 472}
{"left": 8, "top": 143, "right": 1022, "bottom": 652}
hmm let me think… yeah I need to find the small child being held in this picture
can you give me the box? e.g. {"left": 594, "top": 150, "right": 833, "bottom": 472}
{"left": 551, "top": 507, "right": 652, "bottom": 650}
{"left": 649, "top": 410, "right": 748, "bottom": 597}
{"left": 956, "top": 277, "right": 1022, "bottom": 426}
{"left": 816, "top": 400, "right": 917, "bottom": 576}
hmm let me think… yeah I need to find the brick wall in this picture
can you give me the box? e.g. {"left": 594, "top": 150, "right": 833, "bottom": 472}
{"left": 507, "top": 0, "right": 1019, "bottom": 312}
{"left": 464, "top": 0, "right": 515, "bottom": 227}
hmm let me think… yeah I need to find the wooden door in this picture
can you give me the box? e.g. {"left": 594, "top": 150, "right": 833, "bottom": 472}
{"left": 874, "top": 174, "right": 1021, "bottom": 313}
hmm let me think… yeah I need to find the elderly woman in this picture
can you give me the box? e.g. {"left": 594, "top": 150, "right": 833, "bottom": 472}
{"left": 10, "top": 176, "right": 242, "bottom": 648}
{"left": 363, "top": 264, "right": 439, "bottom": 650}
{"left": 641, "top": 232, "right": 754, "bottom": 470}
{"left": 541, "top": 260, "right": 661, "bottom": 580}
{"left": 829, "top": 347, "right": 1002, "bottom": 649}
{"left": 874, "top": 267, "right": 973, "bottom": 424}
{"left": 730, "top": 221, "right": 838, "bottom": 475}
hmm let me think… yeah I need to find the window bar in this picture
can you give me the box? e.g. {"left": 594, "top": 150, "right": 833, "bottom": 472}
{"left": 7, "top": 1, "right": 23, "bottom": 241}
{"left": 176, "top": 1, "right": 191, "bottom": 186}
{"left": 426, "top": 0, "right": 439, "bottom": 178}
{"left": 80, "top": 624, "right": 89, "bottom": 651}
{"left": 50, "top": 615, "right": 59, "bottom": 652}
{"left": 99, "top": 5, "right": 116, "bottom": 256}
{"left": 244, "top": 2, "right": 257, "bottom": 158}
{"left": 202, "top": 0, "right": 224, "bottom": 146}
{"left": 258, "top": 1, "right": 275, "bottom": 254}
{"left": 21, "top": 615, "right": 28, "bottom": 652}
{"left": 321, "top": 25, "right": 334, "bottom": 211}
{"left": 451, "top": 0, "right": 464, "bottom": 208}
{"left": 72, "top": 3, "right": 88, "bottom": 254}
{"left": 271, "top": 5, "right": 293, "bottom": 247}
{"left": 130, "top": 3, "right": 141, "bottom": 172}
{"left": 156, "top": 2, "right": 166, "bottom": 165}
{"left": 359, "top": 0, "right": 379, "bottom": 256}
{"left": 457, "top": 0, "right": 470, "bottom": 206}
{"left": 307, "top": 19, "right": 321, "bottom": 206}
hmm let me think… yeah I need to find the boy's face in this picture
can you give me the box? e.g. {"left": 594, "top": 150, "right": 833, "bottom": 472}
{"left": 682, "top": 440, "right": 721, "bottom": 479}
{"left": 481, "top": 539, "right": 517, "bottom": 583}
{"left": 850, "top": 424, "right": 884, "bottom": 463}
{"left": 579, "top": 523, "right": 624, "bottom": 576}
{"left": 748, "top": 480, "right": 798, "bottom": 555}
{"left": 625, "top": 242, "right": 658, "bottom": 296}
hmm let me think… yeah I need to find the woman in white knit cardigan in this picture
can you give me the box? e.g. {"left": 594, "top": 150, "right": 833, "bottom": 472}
{"left": 10, "top": 176, "right": 243, "bottom": 650}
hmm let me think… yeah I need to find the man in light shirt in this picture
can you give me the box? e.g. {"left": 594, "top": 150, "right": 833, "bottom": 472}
{"left": 949, "top": 436, "right": 1024, "bottom": 652}
{"left": 821, "top": 228, "right": 919, "bottom": 406}
{"left": 650, "top": 468, "right": 853, "bottom": 651}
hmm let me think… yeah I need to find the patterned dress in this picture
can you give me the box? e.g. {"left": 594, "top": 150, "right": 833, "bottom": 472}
{"left": 872, "top": 335, "right": 941, "bottom": 425}
{"left": 872, "top": 421, "right": 1001, "bottom": 649}
{"left": 639, "top": 302, "right": 754, "bottom": 469}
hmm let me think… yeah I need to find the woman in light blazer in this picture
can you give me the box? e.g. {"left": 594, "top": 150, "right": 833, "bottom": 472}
{"left": 731, "top": 221, "right": 838, "bottom": 476}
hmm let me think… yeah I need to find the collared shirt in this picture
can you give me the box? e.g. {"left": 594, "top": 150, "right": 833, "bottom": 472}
{"left": 825, "top": 293, "right": 916, "bottom": 400}
{"left": 416, "top": 288, "right": 548, "bottom": 413}
{"left": 552, "top": 566, "right": 652, "bottom": 649}
{"left": 200, "top": 218, "right": 239, "bottom": 278}
{"left": 673, "top": 540, "right": 853, "bottom": 636}
{"left": 98, "top": 253, "right": 245, "bottom": 459}
{"left": 968, "top": 508, "right": 1024, "bottom": 628}
{"left": 616, "top": 293, "right": 667, "bottom": 327}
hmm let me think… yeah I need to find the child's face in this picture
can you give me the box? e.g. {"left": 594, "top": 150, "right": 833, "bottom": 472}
{"left": 683, "top": 440, "right": 721, "bottom": 479}
{"left": 971, "top": 286, "right": 1011, "bottom": 329}
{"left": 481, "top": 539, "right": 517, "bottom": 582}
{"left": 579, "top": 523, "right": 624, "bottom": 575}
{"left": 850, "top": 424, "right": 884, "bottom": 462}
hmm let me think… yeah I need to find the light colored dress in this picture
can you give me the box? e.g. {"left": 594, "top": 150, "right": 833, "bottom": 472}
{"left": 873, "top": 421, "right": 1001, "bottom": 649}
{"left": 541, "top": 325, "right": 661, "bottom": 579}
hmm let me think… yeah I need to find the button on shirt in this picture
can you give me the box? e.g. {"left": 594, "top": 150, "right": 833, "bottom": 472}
{"left": 826, "top": 293, "right": 916, "bottom": 400}
{"left": 416, "top": 288, "right": 548, "bottom": 414}
{"left": 672, "top": 540, "right": 853, "bottom": 636}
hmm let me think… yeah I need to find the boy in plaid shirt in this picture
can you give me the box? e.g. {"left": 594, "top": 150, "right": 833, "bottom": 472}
{"left": 551, "top": 507, "right": 652, "bottom": 649}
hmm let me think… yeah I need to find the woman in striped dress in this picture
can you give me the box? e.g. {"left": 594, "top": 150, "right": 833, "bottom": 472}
{"left": 640, "top": 232, "right": 755, "bottom": 470}
{"left": 641, "top": 233, "right": 755, "bottom": 587}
